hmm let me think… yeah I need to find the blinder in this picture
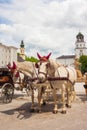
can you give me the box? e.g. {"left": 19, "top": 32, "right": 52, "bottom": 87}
{"left": 35, "top": 63, "right": 39, "bottom": 68}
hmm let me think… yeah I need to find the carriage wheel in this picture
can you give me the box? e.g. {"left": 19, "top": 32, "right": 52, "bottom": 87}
{"left": 1, "top": 83, "right": 14, "bottom": 103}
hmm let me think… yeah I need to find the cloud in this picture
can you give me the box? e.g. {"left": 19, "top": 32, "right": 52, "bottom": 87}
{"left": 0, "top": 0, "right": 12, "bottom": 4}
{"left": 0, "top": 0, "right": 87, "bottom": 58}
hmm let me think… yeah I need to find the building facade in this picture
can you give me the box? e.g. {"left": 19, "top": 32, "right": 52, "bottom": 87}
{"left": 56, "top": 32, "right": 87, "bottom": 66}
{"left": 0, "top": 43, "right": 17, "bottom": 67}
{"left": 56, "top": 55, "right": 75, "bottom": 66}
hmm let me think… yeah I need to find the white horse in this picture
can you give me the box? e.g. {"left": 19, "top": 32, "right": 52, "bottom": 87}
{"left": 7, "top": 61, "right": 38, "bottom": 112}
{"left": 36, "top": 58, "right": 77, "bottom": 114}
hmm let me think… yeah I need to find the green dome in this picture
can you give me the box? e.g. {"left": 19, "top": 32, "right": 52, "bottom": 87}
{"left": 20, "top": 40, "right": 24, "bottom": 48}
{"left": 76, "top": 32, "right": 84, "bottom": 39}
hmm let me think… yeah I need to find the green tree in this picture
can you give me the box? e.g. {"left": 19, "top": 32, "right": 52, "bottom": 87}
{"left": 79, "top": 55, "right": 87, "bottom": 74}
{"left": 25, "top": 56, "right": 39, "bottom": 62}
{"left": 17, "top": 52, "right": 20, "bottom": 56}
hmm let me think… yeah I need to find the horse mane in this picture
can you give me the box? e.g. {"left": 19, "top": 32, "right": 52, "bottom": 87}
{"left": 49, "top": 59, "right": 60, "bottom": 70}
{"left": 47, "top": 59, "right": 61, "bottom": 76}
{"left": 17, "top": 61, "right": 35, "bottom": 76}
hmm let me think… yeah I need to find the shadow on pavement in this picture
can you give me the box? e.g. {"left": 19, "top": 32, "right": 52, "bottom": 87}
{"left": 0, "top": 102, "right": 37, "bottom": 120}
{"left": 76, "top": 93, "right": 87, "bottom": 102}
{"left": 0, "top": 100, "right": 64, "bottom": 120}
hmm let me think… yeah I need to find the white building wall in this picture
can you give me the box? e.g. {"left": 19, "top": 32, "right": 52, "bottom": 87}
{"left": 0, "top": 43, "right": 17, "bottom": 67}
{"left": 9, "top": 47, "right": 17, "bottom": 65}
{"left": 75, "top": 48, "right": 87, "bottom": 58}
{"left": 57, "top": 58, "right": 74, "bottom": 66}
{"left": 0, "top": 44, "right": 3, "bottom": 66}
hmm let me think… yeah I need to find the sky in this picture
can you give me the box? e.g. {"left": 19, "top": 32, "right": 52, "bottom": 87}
{"left": 0, "top": 0, "right": 87, "bottom": 59}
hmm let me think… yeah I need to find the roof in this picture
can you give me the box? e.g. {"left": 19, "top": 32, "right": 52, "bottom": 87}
{"left": 56, "top": 55, "right": 75, "bottom": 59}
{"left": 0, "top": 43, "right": 18, "bottom": 49}
{"left": 76, "top": 32, "right": 84, "bottom": 38}
{"left": 9, "top": 46, "right": 18, "bottom": 49}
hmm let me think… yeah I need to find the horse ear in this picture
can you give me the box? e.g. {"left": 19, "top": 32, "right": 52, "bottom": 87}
{"left": 37, "top": 52, "right": 42, "bottom": 59}
{"left": 46, "top": 52, "right": 51, "bottom": 59}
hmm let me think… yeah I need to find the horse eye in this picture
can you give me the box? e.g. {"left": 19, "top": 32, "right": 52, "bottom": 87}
{"left": 35, "top": 63, "right": 39, "bottom": 68}
{"left": 46, "top": 63, "right": 50, "bottom": 68}
{"left": 40, "top": 62, "right": 41, "bottom": 65}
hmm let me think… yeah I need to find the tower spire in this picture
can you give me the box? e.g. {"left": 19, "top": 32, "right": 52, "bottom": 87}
{"left": 20, "top": 40, "right": 25, "bottom": 60}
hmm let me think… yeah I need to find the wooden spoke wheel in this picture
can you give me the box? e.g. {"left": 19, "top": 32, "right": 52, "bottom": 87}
{"left": 1, "top": 83, "right": 14, "bottom": 103}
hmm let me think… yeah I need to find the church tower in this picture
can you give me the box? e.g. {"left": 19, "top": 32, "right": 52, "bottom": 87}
{"left": 20, "top": 40, "right": 25, "bottom": 60}
{"left": 75, "top": 32, "right": 87, "bottom": 58}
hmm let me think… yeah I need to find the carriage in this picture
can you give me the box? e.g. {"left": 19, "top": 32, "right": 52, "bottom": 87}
{"left": 0, "top": 65, "right": 37, "bottom": 104}
{"left": 0, "top": 68, "right": 14, "bottom": 103}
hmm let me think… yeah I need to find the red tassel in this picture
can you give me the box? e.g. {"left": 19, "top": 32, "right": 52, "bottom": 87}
{"left": 15, "top": 72, "right": 20, "bottom": 77}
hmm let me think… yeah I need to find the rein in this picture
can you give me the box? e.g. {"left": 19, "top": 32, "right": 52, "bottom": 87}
{"left": 47, "top": 77, "right": 74, "bottom": 85}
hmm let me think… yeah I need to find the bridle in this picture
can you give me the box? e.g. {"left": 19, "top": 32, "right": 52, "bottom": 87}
{"left": 37, "top": 61, "right": 49, "bottom": 79}
{"left": 38, "top": 71, "right": 48, "bottom": 78}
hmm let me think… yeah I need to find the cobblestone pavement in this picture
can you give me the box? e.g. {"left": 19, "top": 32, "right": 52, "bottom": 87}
{"left": 0, "top": 82, "right": 87, "bottom": 130}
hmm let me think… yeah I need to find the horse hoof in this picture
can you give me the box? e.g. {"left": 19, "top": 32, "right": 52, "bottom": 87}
{"left": 53, "top": 110, "right": 58, "bottom": 114}
{"left": 61, "top": 110, "right": 66, "bottom": 114}
{"left": 30, "top": 108, "right": 35, "bottom": 113}
{"left": 66, "top": 104, "right": 71, "bottom": 108}
{"left": 42, "top": 101, "right": 46, "bottom": 106}
{"left": 36, "top": 109, "right": 41, "bottom": 113}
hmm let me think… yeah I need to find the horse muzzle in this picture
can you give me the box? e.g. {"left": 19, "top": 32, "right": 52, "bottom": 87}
{"left": 38, "top": 73, "right": 47, "bottom": 83}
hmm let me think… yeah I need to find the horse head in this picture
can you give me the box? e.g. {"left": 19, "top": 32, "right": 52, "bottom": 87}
{"left": 35, "top": 52, "right": 53, "bottom": 83}
{"left": 7, "top": 62, "right": 19, "bottom": 78}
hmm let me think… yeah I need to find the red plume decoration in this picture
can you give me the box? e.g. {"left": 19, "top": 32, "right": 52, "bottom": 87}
{"left": 37, "top": 52, "right": 52, "bottom": 61}
{"left": 45, "top": 52, "right": 52, "bottom": 59}
{"left": 37, "top": 52, "right": 42, "bottom": 59}
{"left": 12, "top": 62, "right": 17, "bottom": 69}
{"left": 7, "top": 62, "right": 17, "bottom": 70}
{"left": 7, "top": 63, "right": 11, "bottom": 69}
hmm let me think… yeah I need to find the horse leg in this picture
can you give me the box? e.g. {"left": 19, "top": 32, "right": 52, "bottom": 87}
{"left": 30, "top": 89, "right": 35, "bottom": 112}
{"left": 53, "top": 89, "right": 58, "bottom": 114}
{"left": 37, "top": 87, "right": 43, "bottom": 113}
{"left": 61, "top": 84, "right": 67, "bottom": 114}
{"left": 71, "top": 85, "right": 76, "bottom": 102}
{"left": 40, "top": 86, "right": 48, "bottom": 105}
{"left": 67, "top": 83, "right": 76, "bottom": 107}
{"left": 66, "top": 84, "right": 72, "bottom": 108}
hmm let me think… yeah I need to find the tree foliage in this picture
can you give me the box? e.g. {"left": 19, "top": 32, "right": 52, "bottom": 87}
{"left": 25, "top": 56, "right": 39, "bottom": 63}
{"left": 79, "top": 55, "right": 87, "bottom": 74}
